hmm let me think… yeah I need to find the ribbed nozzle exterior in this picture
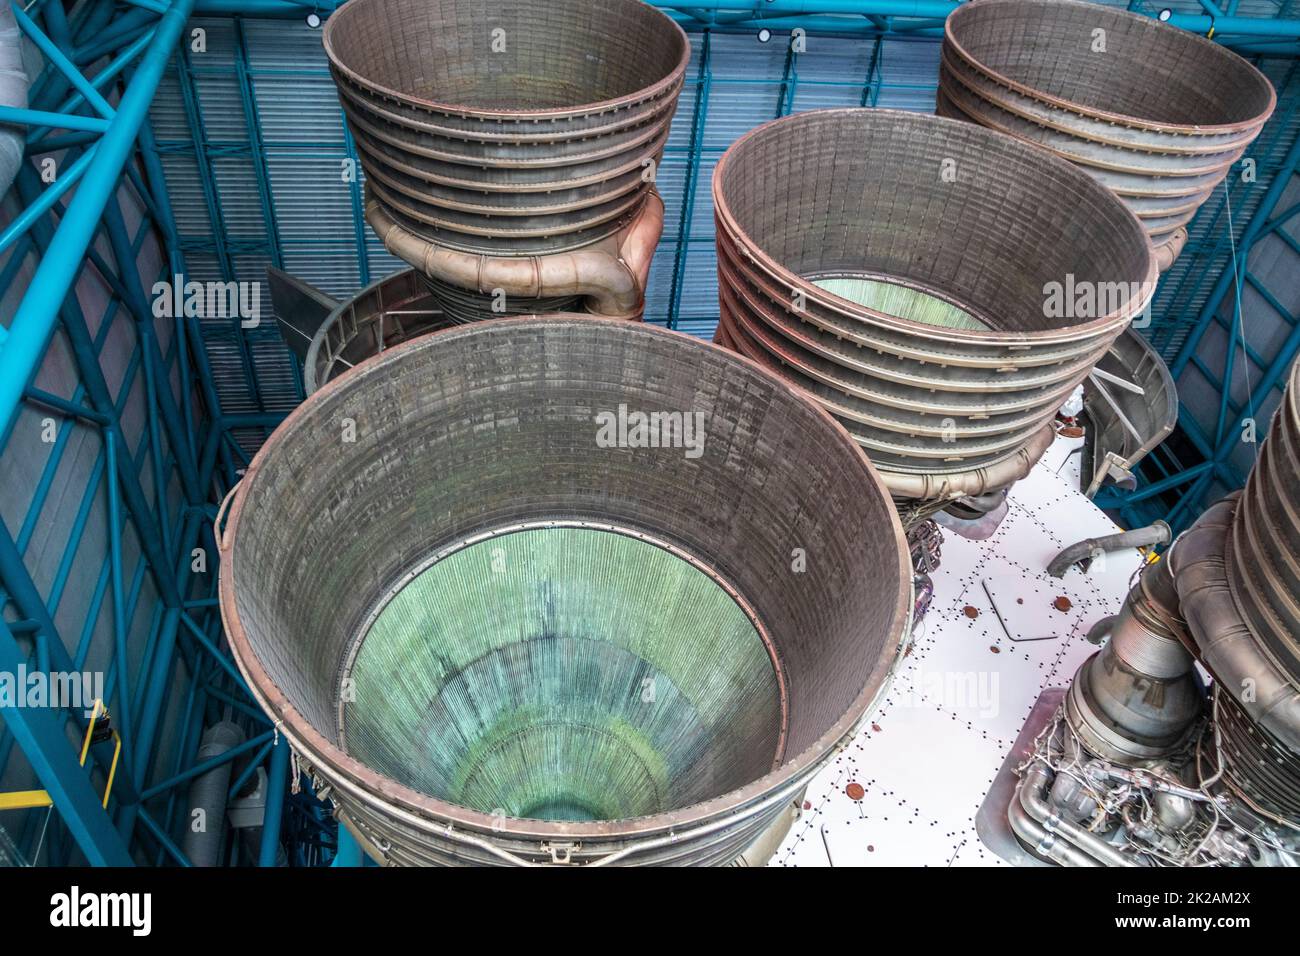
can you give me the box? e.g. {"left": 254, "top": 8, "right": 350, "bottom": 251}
{"left": 1227, "top": 358, "right": 1300, "bottom": 686}
{"left": 219, "top": 318, "right": 911, "bottom": 865}
{"left": 712, "top": 108, "right": 1155, "bottom": 499}
{"left": 323, "top": 0, "right": 688, "bottom": 274}
{"left": 940, "top": 0, "right": 1276, "bottom": 269}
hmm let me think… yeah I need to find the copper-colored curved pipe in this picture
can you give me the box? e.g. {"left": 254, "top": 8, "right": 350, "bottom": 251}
{"left": 366, "top": 191, "right": 663, "bottom": 320}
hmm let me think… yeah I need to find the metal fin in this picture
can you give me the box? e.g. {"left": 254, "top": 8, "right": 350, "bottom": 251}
{"left": 267, "top": 267, "right": 339, "bottom": 364}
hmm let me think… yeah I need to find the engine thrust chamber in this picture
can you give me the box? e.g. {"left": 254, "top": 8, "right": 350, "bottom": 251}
{"left": 711, "top": 107, "right": 1155, "bottom": 512}
{"left": 219, "top": 318, "right": 912, "bottom": 865}
{"left": 323, "top": 0, "right": 689, "bottom": 320}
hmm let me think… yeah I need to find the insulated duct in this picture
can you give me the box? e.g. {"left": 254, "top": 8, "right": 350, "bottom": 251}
{"left": 219, "top": 318, "right": 912, "bottom": 866}
{"left": 940, "top": 0, "right": 1276, "bottom": 270}
{"left": 0, "top": 2, "right": 29, "bottom": 201}
{"left": 711, "top": 108, "right": 1155, "bottom": 512}
{"left": 322, "top": 0, "right": 688, "bottom": 322}
{"left": 180, "top": 722, "right": 245, "bottom": 868}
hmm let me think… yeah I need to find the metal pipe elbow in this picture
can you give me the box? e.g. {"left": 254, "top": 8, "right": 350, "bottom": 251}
{"left": 1048, "top": 521, "right": 1171, "bottom": 578}
{"left": 366, "top": 194, "right": 662, "bottom": 319}
{"left": 1019, "top": 765, "right": 1137, "bottom": 867}
{"left": 1008, "top": 779, "right": 1101, "bottom": 867}
{"left": 879, "top": 424, "right": 1056, "bottom": 503}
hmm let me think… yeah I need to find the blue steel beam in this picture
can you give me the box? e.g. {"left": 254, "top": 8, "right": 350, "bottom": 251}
{"left": 1166, "top": 173, "right": 1300, "bottom": 521}
{"left": 27, "top": 28, "right": 159, "bottom": 148}
{"left": 658, "top": 1, "right": 1300, "bottom": 38}
{"left": 75, "top": 9, "right": 158, "bottom": 65}
{"left": 0, "top": 106, "right": 108, "bottom": 133}
{"left": 10, "top": 1, "right": 116, "bottom": 120}
{"left": 232, "top": 17, "right": 285, "bottom": 271}
{"left": 140, "top": 729, "right": 274, "bottom": 801}
{"left": 331, "top": 822, "right": 363, "bottom": 866}
{"left": 101, "top": 198, "right": 204, "bottom": 501}
{"left": 172, "top": 41, "right": 269, "bottom": 416}
{"left": 259, "top": 737, "right": 290, "bottom": 866}
{"left": 136, "top": 113, "right": 229, "bottom": 436}
{"left": 0, "top": 618, "right": 134, "bottom": 866}
{"left": 181, "top": 0, "right": 1300, "bottom": 44}
{"left": 0, "top": 0, "right": 228, "bottom": 862}
{"left": 1171, "top": 130, "right": 1300, "bottom": 381}
{"left": 0, "top": 192, "right": 175, "bottom": 842}
{"left": 11, "top": 165, "right": 183, "bottom": 610}
{"left": 0, "top": 0, "right": 197, "bottom": 441}
{"left": 0, "top": 520, "right": 142, "bottom": 811}
{"left": 0, "top": 200, "right": 189, "bottom": 847}
{"left": 104, "top": 431, "right": 136, "bottom": 784}
{"left": 0, "top": 147, "right": 98, "bottom": 256}
{"left": 666, "top": 30, "right": 711, "bottom": 330}
{"left": 341, "top": 122, "right": 371, "bottom": 288}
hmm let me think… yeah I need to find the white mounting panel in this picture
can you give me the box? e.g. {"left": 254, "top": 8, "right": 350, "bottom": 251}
{"left": 774, "top": 435, "right": 1146, "bottom": 867}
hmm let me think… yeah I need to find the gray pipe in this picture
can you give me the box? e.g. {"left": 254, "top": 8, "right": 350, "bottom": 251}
{"left": 1048, "top": 521, "right": 1171, "bottom": 578}
{"left": 881, "top": 424, "right": 1057, "bottom": 504}
{"left": 181, "top": 721, "right": 245, "bottom": 867}
{"left": 1008, "top": 778, "right": 1100, "bottom": 867}
{"left": 0, "top": 3, "right": 29, "bottom": 201}
{"left": 1085, "top": 615, "right": 1115, "bottom": 645}
{"left": 1066, "top": 547, "right": 1205, "bottom": 770}
{"left": 1018, "top": 764, "right": 1137, "bottom": 867}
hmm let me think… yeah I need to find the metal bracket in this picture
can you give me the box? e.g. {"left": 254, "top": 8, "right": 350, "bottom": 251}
{"left": 544, "top": 841, "right": 578, "bottom": 865}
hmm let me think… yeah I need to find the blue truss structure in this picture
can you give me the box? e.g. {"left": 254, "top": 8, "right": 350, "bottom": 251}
{"left": 0, "top": 0, "right": 1298, "bottom": 867}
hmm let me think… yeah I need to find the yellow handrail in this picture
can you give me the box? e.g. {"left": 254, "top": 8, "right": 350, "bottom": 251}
{"left": 0, "top": 699, "right": 121, "bottom": 811}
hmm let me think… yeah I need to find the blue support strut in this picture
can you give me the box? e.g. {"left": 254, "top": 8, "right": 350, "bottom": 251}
{"left": 0, "top": 620, "right": 133, "bottom": 866}
{"left": 259, "top": 736, "right": 291, "bottom": 866}
{"left": 0, "top": 0, "right": 197, "bottom": 441}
